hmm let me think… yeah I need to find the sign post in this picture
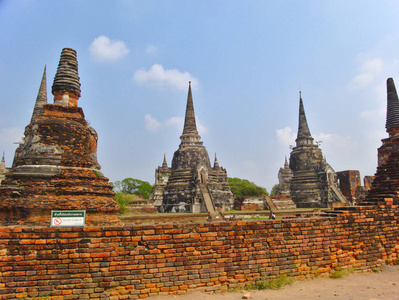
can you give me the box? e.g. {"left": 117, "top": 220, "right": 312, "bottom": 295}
{"left": 51, "top": 210, "right": 86, "bottom": 227}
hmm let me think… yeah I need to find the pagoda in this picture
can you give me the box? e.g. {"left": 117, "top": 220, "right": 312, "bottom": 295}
{"left": 364, "top": 78, "right": 399, "bottom": 205}
{"left": 288, "top": 92, "right": 347, "bottom": 207}
{"left": 0, "top": 48, "right": 120, "bottom": 226}
{"left": 151, "top": 82, "right": 234, "bottom": 213}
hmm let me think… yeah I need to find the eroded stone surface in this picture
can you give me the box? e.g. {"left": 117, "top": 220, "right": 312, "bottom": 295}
{"left": 151, "top": 82, "right": 234, "bottom": 213}
{"left": 0, "top": 48, "right": 119, "bottom": 226}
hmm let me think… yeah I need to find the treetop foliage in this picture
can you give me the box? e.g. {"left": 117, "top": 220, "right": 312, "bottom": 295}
{"left": 112, "top": 178, "right": 153, "bottom": 199}
{"left": 228, "top": 177, "right": 268, "bottom": 198}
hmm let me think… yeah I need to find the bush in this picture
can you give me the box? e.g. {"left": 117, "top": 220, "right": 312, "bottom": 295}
{"left": 113, "top": 193, "right": 140, "bottom": 214}
{"left": 245, "top": 275, "right": 294, "bottom": 290}
{"left": 330, "top": 269, "right": 349, "bottom": 279}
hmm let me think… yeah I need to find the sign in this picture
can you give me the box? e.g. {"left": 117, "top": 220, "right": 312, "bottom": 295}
{"left": 51, "top": 210, "right": 86, "bottom": 227}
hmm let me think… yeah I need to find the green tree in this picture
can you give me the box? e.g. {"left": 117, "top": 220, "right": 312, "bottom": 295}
{"left": 112, "top": 178, "right": 153, "bottom": 199}
{"left": 270, "top": 184, "right": 279, "bottom": 196}
{"left": 228, "top": 177, "right": 268, "bottom": 198}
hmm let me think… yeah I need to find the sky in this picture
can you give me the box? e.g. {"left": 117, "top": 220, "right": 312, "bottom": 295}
{"left": 1, "top": 1, "right": 399, "bottom": 192}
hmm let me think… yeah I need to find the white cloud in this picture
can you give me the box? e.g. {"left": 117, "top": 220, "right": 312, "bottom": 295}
{"left": 165, "top": 116, "right": 183, "bottom": 128}
{"left": 349, "top": 57, "right": 384, "bottom": 90}
{"left": 89, "top": 36, "right": 130, "bottom": 62}
{"left": 144, "top": 114, "right": 161, "bottom": 132}
{"left": 146, "top": 115, "right": 208, "bottom": 135}
{"left": 276, "top": 127, "right": 296, "bottom": 147}
{"left": 133, "top": 64, "right": 199, "bottom": 90}
{"left": 146, "top": 45, "right": 158, "bottom": 56}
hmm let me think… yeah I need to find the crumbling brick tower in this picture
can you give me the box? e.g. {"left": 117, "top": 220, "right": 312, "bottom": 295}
{"left": 0, "top": 48, "right": 120, "bottom": 226}
{"left": 365, "top": 78, "right": 399, "bottom": 205}
{"left": 154, "top": 82, "right": 234, "bottom": 213}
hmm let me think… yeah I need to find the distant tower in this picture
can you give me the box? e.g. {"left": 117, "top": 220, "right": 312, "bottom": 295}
{"left": 152, "top": 82, "right": 233, "bottom": 213}
{"left": 0, "top": 48, "right": 120, "bottom": 226}
{"left": 276, "top": 157, "right": 293, "bottom": 196}
{"left": 365, "top": 78, "right": 399, "bottom": 205}
{"left": 288, "top": 92, "right": 347, "bottom": 208}
{"left": 0, "top": 152, "right": 8, "bottom": 184}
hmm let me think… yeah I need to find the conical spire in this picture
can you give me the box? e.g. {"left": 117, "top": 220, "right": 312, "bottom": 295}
{"left": 214, "top": 153, "right": 219, "bottom": 169}
{"left": 296, "top": 91, "right": 314, "bottom": 146}
{"left": 284, "top": 156, "right": 289, "bottom": 168}
{"left": 385, "top": 78, "right": 399, "bottom": 133}
{"left": 31, "top": 66, "right": 47, "bottom": 123}
{"left": 0, "top": 152, "right": 5, "bottom": 170}
{"left": 52, "top": 48, "right": 81, "bottom": 106}
{"left": 180, "top": 81, "right": 202, "bottom": 145}
{"left": 162, "top": 153, "right": 168, "bottom": 169}
{"left": 182, "top": 81, "right": 198, "bottom": 135}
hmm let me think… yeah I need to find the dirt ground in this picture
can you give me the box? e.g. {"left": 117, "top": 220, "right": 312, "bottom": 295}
{"left": 149, "top": 266, "right": 399, "bottom": 300}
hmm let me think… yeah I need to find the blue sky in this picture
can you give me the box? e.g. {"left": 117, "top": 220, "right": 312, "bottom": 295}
{"left": 1, "top": 1, "right": 399, "bottom": 191}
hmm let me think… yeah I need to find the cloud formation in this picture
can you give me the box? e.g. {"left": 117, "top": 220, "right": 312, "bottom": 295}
{"left": 89, "top": 36, "right": 130, "bottom": 62}
{"left": 145, "top": 115, "right": 208, "bottom": 134}
{"left": 349, "top": 57, "right": 384, "bottom": 90}
{"left": 144, "top": 114, "right": 161, "bottom": 132}
{"left": 145, "top": 45, "right": 158, "bottom": 56}
{"left": 276, "top": 127, "right": 296, "bottom": 147}
{"left": 133, "top": 64, "right": 199, "bottom": 90}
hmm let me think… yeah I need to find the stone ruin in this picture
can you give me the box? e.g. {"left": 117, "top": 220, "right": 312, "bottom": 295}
{"left": 336, "top": 170, "right": 374, "bottom": 204}
{"left": 151, "top": 82, "right": 234, "bottom": 214}
{"left": 0, "top": 152, "right": 9, "bottom": 184}
{"left": 277, "top": 92, "right": 349, "bottom": 208}
{"left": 364, "top": 78, "right": 399, "bottom": 205}
{"left": 0, "top": 48, "right": 120, "bottom": 226}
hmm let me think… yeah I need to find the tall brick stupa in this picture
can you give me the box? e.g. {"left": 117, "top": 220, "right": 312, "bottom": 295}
{"left": 288, "top": 92, "right": 348, "bottom": 208}
{"left": 0, "top": 48, "right": 120, "bottom": 226}
{"left": 364, "top": 78, "right": 399, "bottom": 205}
{"left": 151, "top": 82, "right": 234, "bottom": 214}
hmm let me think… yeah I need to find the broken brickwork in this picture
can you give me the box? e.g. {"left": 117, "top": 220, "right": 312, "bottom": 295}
{"left": 0, "top": 48, "right": 119, "bottom": 226}
{"left": 336, "top": 170, "right": 361, "bottom": 204}
{"left": 365, "top": 78, "right": 399, "bottom": 206}
{"left": 0, "top": 201, "right": 398, "bottom": 299}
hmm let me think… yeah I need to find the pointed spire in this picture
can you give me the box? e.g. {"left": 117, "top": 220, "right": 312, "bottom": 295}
{"left": 52, "top": 48, "right": 81, "bottom": 106}
{"left": 284, "top": 156, "right": 289, "bottom": 168}
{"left": 162, "top": 153, "right": 168, "bottom": 169}
{"left": 31, "top": 66, "right": 47, "bottom": 123}
{"left": 296, "top": 91, "right": 314, "bottom": 146}
{"left": 0, "top": 152, "right": 5, "bottom": 170}
{"left": 214, "top": 153, "right": 219, "bottom": 169}
{"left": 180, "top": 81, "right": 202, "bottom": 145}
{"left": 182, "top": 81, "right": 198, "bottom": 135}
{"left": 385, "top": 78, "right": 399, "bottom": 133}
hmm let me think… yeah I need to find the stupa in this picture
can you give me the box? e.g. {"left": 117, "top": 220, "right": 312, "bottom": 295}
{"left": 0, "top": 48, "right": 120, "bottom": 226}
{"left": 287, "top": 92, "right": 347, "bottom": 208}
{"left": 364, "top": 78, "right": 399, "bottom": 205}
{"left": 151, "top": 82, "right": 234, "bottom": 213}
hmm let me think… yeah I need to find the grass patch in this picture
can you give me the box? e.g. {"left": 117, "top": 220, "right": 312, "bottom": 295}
{"left": 245, "top": 275, "right": 294, "bottom": 290}
{"left": 372, "top": 268, "right": 380, "bottom": 273}
{"left": 329, "top": 269, "right": 350, "bottom": 279}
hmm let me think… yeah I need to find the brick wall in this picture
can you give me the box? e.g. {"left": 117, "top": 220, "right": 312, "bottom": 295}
{"left": 1, "top": 200, "right": 398, "bottom": 299}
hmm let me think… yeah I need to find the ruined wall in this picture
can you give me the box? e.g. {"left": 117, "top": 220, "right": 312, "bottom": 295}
{"left": 0, "top": 200, "right": 398, "bottom": 299}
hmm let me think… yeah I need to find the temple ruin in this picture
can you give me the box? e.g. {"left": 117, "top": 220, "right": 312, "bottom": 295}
{"left": 364, "top": 78, "right": 399, "bottom": 205}
{"left": 0, "top": 48, "right": 120, "bottom": 226}
{"left": 0, "top": 153, "right": 9, "bottom": 184}
{"left": 280, "top": 92, "right": 348, "bottom": 208}
{"left": 151, "top": 82, "right": 234, "bottom": 214}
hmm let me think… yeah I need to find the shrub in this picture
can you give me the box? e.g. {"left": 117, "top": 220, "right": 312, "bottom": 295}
{"left": 330, "top": 269, "right": 349, "bottom": 279}
{"left": 245, "top": 275, "right": 294, "bottom": 290}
